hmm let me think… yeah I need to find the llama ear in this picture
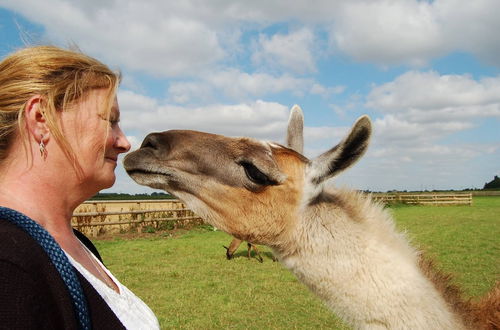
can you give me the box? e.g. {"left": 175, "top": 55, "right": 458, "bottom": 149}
{"left": 286, "top": 105, "right": 304, "bottom": 154}
{"left": 308, "top": 115, "right": 371, "bottom": 185}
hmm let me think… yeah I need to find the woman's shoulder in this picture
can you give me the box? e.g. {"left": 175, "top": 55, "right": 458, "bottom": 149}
{"left": 0, "top": 219, "right": 45, "bottom": 252}
{"left": 0, "top": 220, "right": 50, "bottom": 271}
{"left": 0, "top": 220, "right": 126, "bottom": 329}
{"left": 0, "top": 221, "right": 103, "bottom": 262}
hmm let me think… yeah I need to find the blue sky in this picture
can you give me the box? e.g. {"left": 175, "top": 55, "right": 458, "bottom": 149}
{"left": 1, "top": 1, "right": 499, "bottom": 193}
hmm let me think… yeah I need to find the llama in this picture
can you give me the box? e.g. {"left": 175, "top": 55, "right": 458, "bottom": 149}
{"left": 223, "top": 237, "right": 263, "bottom": 262}
{"left": 124, "top": 106, "right": 499, "bottom": 329}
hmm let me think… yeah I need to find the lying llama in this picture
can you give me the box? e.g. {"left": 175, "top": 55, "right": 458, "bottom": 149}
{"left": 124, "top": 106, "right": 499, "bottom": 329}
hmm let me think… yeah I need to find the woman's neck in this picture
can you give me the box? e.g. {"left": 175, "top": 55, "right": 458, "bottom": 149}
{"left": 0, "top": 161, "right": 85, "bottom": 242}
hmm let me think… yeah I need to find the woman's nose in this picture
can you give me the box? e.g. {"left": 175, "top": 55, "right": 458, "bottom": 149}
{"left": 115, "top": 127, "right": 131, "bottom": 153}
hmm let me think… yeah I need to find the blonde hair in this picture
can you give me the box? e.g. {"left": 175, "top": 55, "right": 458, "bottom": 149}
{"left": 0, "top": 45, "right": 120, "bottom": 169}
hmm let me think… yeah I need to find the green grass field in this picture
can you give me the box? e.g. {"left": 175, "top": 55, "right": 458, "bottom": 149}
{"left": 94, "top": 196, "right": 499, "bottom": 329}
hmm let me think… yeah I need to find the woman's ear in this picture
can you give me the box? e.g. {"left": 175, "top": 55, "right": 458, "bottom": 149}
{"left": 24, "top": 95, "right": 50, "bottom": 144}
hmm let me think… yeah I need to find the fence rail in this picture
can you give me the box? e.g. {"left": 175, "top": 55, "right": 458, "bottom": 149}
{"left": 73, "top": 208, "right": 191, "bottom": 217}
{"left": 71, "top": 199, "right": 203, "bottom": 237}
{"left": 372, "top": 193, "right": 472, "bottom": 206}
{"left": 72, "top": 193, "right": 473, "bottom": 237}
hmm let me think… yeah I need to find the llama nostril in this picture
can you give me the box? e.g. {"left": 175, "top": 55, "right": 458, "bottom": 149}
{"left": 140, "top": 133, "right": 162, "bottom": 150}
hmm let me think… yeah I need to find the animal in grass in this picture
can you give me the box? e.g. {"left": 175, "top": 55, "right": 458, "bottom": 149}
{"left": 223, "top": 237, "right": 264, "bottom": 262}
{"left": 124, "top": 105, "right": 499, "bottom": 330}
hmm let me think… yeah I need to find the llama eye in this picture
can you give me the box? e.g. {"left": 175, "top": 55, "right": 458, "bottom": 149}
{"left": 240, "top": 161, "right": 275, "bottom": 186}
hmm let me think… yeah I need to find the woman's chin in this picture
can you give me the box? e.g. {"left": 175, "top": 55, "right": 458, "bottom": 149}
{"left": 95, "top": 174, "right": 116, "bottom": 191}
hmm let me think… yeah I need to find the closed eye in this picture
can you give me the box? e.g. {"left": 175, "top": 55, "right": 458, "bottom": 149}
{"left": 240, "top": 161, "right": 278, "bottom": 186}
{"left": 98, "top": 113, "right": 120, "bottom": 126}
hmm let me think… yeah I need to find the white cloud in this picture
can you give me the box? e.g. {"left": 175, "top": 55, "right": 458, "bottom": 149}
{"left": 167, "top": 69, "right": 312, "bottom": 103}
{"left": 372, "top": 115, "right": 475, "bottom": 148}
{"left": 2, "top": 0, "right": 224, "bottom": 77}
{"left": 304, "top": 126, "right": 347, "bottom": 143}
{"left": 310, "top": 83, "right": 345, "bottom": 98}
{"left": 366, "top": 71, "right": 500, "bottom": 128}
{"left": 363, "top": 71, "right": 500, "bottom": 172}
{"left": 435, "top": 0, "right": 500, "bottom": 66}
{"left": 119, "top": 89, "right": 291, "bottom": 141}
{"left": 331, "top": 0, "right": 442, "bottom": 66}
{"left": 118, "top": 88, "right": 354, "bottom": 162}
{"left": 3, "top": 0, "right": 499, "bottom": 77}
{"left": 166, "top": 81, "right": 215, "bottom": 104}
{"left": 348, "top": 69, "right": 500, "bottom": 191}
{"left": 252, "top": 28, "right": 317, "bottom": 74}
{"left": 207, "top": 69, "right": 311, "bottom": 99}
{"left": 367, "top": 71, "right": 500, "bottom": 112}
{"left": 330, "top": 0, "right": 500, "bottom": 67}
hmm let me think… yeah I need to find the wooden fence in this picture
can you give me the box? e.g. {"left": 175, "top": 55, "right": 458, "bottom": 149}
{"left": 71, "top": 199, "right": 203, "bottom": 237}
{"left": 372, "top": 193, "right": 472, "bottom": 206}
{"left": 72, "top": 193, "right": 473, "bottom": 237}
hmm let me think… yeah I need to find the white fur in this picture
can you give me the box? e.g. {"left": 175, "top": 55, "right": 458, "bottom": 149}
{"left": 281, "top": 187, "right": 465, "bottom": 330}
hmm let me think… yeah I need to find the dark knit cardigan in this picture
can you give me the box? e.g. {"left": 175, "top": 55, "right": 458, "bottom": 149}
{"left": 0, "top": 220, "right": 126, "bottom": 329}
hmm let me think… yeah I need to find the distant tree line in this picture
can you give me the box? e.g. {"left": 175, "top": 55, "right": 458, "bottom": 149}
{"left": 364, "top": 175, "right": 500, "bottom": 193}
{"left": 92, "top": 175, "right": 499, "bottom": 199}
{"left": 483, "top": 175, "right": 500, "bottom": 190}
{"left": 90, "top": 192, "right": 175, "bottom": 200}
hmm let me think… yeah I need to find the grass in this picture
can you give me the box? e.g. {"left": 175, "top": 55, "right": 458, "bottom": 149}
{"left": 93, "top": 196, "right": 499, "bottom": 329}
{"left": 388, "top": 196, "right": 499, "bottom": 297}
{"left": 95, "top": 229, "right": 347, "bottom": 329}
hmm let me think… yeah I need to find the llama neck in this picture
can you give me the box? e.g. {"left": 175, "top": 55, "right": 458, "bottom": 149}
{"left": 277, "top": 190, "right": 465, "bottom": 330}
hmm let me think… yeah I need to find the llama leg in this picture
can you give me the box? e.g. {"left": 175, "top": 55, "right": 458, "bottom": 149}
{"left": 224, "top": 238, "right": 243, "bottom": 260}
{"left": 252, "top": 244, "right": 264, "bottom": 263}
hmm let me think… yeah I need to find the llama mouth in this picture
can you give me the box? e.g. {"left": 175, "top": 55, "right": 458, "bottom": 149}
{"left": 126, "top": 168, "right": 172, "bottom": 178}
{"left": 125, "top": 168, "right": 174, "bottom": 190}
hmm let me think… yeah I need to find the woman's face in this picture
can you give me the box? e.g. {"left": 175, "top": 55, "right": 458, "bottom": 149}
{"left": 59, "top": 88, "right": 131, "bottom": 192}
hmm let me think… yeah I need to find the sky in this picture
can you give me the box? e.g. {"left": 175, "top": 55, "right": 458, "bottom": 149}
{"left": 0, "top": 0, "right": 499, "bottom": 193}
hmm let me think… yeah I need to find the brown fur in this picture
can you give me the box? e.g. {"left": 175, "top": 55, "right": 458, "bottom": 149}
{"left": 197, "top": 146, "right": 306, "bottom": 247}
{"left": 471, "top": 284, "right": 500, "bottom": 330}
{"left": 418, "top": 253, "right": 500, "bottom": 329}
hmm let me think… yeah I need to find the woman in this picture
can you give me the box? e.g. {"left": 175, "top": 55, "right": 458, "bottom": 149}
{"left": 0, "top": 46, "right": 159, "bottom": 329}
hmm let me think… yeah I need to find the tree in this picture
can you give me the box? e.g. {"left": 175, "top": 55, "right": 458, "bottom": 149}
{"left": 483, "top": 175, "right": 500, "bottom": 189}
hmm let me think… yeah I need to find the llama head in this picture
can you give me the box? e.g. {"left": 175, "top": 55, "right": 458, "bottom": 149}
{"left": 124, "top": 106, "right": 371, "bottom": 245}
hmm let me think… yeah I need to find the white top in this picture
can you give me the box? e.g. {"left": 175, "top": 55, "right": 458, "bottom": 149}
{"left": 64, "top": 248, "right": 160, "bottom": 330}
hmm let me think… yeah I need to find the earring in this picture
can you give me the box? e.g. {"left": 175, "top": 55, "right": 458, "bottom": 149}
{"left": 39, "top": 135, "right": 46, "bottom": 157}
